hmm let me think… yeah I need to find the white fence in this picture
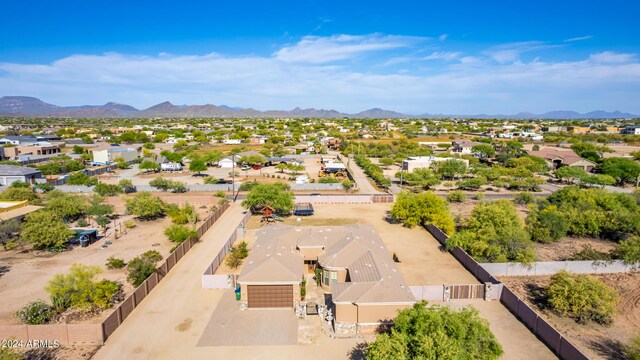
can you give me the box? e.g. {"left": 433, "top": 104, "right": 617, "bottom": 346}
{"left": 480, "top": 260, "right": 635, "bottom": 277}
{"left": 295, "top": 194, "right": 373, "bottom": 204}
{"left": 202, "top": 274, "right": 235, "bottom": 289}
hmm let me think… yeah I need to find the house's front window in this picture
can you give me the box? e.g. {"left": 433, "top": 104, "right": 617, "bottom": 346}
{"left": 330, "top": 271, "right": 338, "bottom": 284}
{"left": 323, "top": 269, "right": 329, "bottom": 285}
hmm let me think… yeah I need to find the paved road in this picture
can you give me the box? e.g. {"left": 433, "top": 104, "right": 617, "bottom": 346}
{"left": 93, "top": 204, "right": 247, "bottom": 360}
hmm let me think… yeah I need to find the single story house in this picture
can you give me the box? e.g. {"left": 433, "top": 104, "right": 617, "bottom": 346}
{"left": 527, "top": 148, "right": 597, "bottom": 171}
{"left": 451, "top": 139, "right": 483, "bottom": 154}
{"left": 0, "top": 164, "right": 43, "bottom": 186}
{"left": 236, "top": 224, "right": 415, "bottom": 335}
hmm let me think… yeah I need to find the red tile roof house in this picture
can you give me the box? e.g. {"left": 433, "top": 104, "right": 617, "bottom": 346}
{"left": 526, "top": 148, "right": 597, "bottom": 172}
{"left": 236, "top": 224, "right": 416, "bottom": 335}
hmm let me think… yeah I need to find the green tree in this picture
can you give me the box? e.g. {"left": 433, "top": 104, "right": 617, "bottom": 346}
{"left": 125, "top": 192, "right": 167, "bottom": 220}
{"left": 275, "top": 163, "right": 288, "bottom": 173}
{"left": 44, "top": 191, "right": 88, "bottom": 221}
{"left": 189, "top": 157, "right": 207, "bottom": 175}
{"left": 399, "top": 168, "right": 440, "bottom": 189}
{"left": 138, "top": 160, "right": 160, "bottom": 172}
{"left": 21, "top": 211, "right": 75, "bottom": 251}
{"left": 241, "top": 182, "right": 294, "bottom": 214}
{"left": 94, "top": 182, "right": 123, "bottom": 197}
{"left": 433, "top": 159, "right": 467, "bottom": 180}
{"left": 365, "top": 301, "right": 503, "bottom": 360}
{"left": 526, "top": 205, "right": 569, "bottom": 243}
{"left": 472, "top": 144, "right": 496, "bottom": 158}
{"left": 448, "top": 200, "right": 535, "bottom": 262}
{"left": 601, "top": 157, "right": 640, "bottom": 185}
{"left": 127, "top": 256, "right": 158, "bottom": 286}
{"left": 118, "top": 178, "right": 136, "bottom": 193}
{"left": 581, "top": 174, "right": 616, "bottom": 187}
{"left": 379, "top": 157, "right": 395, "bottom": 167}
{"left": 67, "top": 172, "right": 98, "bottom": 186}
{"left": 555, "top": 166, "right": 587, "bottom": 184}
{"left": 546, "top": 270, "right": 618, "bottom": 324}
{"left": 391, "top": 191, "right": 455, "bottom": 234}
{"left": 149, "top": 177, "right": 171, "bottom": 191}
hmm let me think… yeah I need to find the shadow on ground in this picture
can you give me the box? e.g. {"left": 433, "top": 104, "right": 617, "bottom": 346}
{"left": 588, "top": 337, "right": 628, "bottom": 360}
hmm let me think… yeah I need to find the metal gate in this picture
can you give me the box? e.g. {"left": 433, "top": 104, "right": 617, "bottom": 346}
{"left": 449, "top": 284, "right": 485, "bottom": 300}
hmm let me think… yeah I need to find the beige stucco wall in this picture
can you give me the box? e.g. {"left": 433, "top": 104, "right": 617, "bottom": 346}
{"left": 298, "top": 247, "right": 324, "bottom": 260}
{"left": 335, "top": 303, "right": 357, "bottom": 323}
{"left": 357, "top": 304, "right": 413, "bottom": 323}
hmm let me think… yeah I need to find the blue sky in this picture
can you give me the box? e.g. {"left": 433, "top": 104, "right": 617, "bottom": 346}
{"left": 1, "top": 0, "right": 639, "bottom": 114}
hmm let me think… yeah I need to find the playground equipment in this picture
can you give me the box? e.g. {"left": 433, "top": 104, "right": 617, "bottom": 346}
{"left": 260, "top": 205, "right": 284, "bottom": 225}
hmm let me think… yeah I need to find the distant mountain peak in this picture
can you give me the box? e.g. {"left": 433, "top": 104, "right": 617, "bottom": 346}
{"left": 0, "top": 96, "right": 637, "bottom": 119}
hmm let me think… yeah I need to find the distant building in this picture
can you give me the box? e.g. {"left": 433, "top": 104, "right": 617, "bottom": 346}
{"left": 621, "top": 126, "right": 640, "bottom": 135}
{"left": 541, "top": 126, "right": 566, "bottom": 133}
{"left": 451, "top": 139, "right": 483, "bottom": 154}
{"left": 527, "top": 148, "right": 596, "bottom": 171}
{"left": 90, "top": 145, "right": 140, "bottom": 164}
{"left": 0, "top": 165, "right": 43, "bottom": 186}
{"left": 402, "top": 156, "right": 470, "bottom": 172}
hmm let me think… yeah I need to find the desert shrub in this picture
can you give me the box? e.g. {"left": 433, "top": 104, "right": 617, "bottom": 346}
{"left": 448, "top": 200, "right": 535, "bottom": 263}
{"left": 214, "top": 191, "right": 226, "bottom": 198}
{"left": 236, "top": 241, "right": 249, "bottom": 259}
{"left": 76, "top": 218, "right": 89, "bottom": 227}
{"left": 106, "top": 256, "right": 126, "bottom": 269}
{"left": 365, "top": 301, "right": 503, "bottom": 360}
{"left": 46, "top": 264, "right": 121, "bottom": 310}
{"left": 203, "top": 176, "right": 216, "bottom": 184}
{"left": 0, "top": 347, "right": 21, "bottom": 360}
{"left": 446, "top": 190, "right": 466, "bottom": 203}
{"left": 169, "top": 181, "right": 187, "bottom": 193}
{"left": 94, "top": 182, "right": 123, "bottom": 197}
{"left": 166, "top": 202, "right": 199, "bottom": 224}
{"left": 225, "top": 252, "right": 242, "bottom": 269}
{"left": 457, "top": 176, "right": 487, "bottom": 190}
{"left": 615, "top": 235, "right": 640, "bottom": 264}
{"left": 0, "top": 187, "right": 41, "bottom": 204}
{"left": 474, "top": 193, "right": 485, "bottom": 200}
{"left": 526, "top": 205, "right": 569, "bottom": 243}
{"left": 546, "top": 270, "right": 618, "bottom": 325}
{"left": 67, "top": 172, "right": 98, "bottom": 186}
{"left": 239, "top": 180, "right": 260, "bottom": 191}
{"left": 318, "top": 177, "right": 340, "bottom": 183}
{"left": 391, "top": 191, "right": 455, "bottom": 234}
{"left": 164, "top": 224, "right": 198, "bottom": 244}
{"left": 10, "top": 181, "right": 30, "bottom": 188}
{"left": 149, "top": 177, "right": 171, "bottom": 191}
{"left": 141, "top": 250, "right": 163, "bottom": 262}
{"left": 625, "top": 335, "right": 640, "bottom": 360}
{"left": 37, "top": 182, "right": 55, "bottom": 192}
{"left": 16, "top": 300, "right": 55, "bottom": 324}
{"left": 124, "top": 220, "right": 136, "bottom": 229}
{"left": 513, "top": 192, "right": 535, "bottom": 205}
{"left": 570, "top": 244, "right": 613, "bottom": 261}
{"left": 341, "top": 179, "right": 355, "bottom": 189}
{"left": 127, "top": 256, "right": 158, "bottom": 287}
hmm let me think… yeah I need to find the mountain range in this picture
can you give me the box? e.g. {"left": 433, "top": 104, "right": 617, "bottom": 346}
{"left": 0, "top": 96, "right": 637, "bottom": 120}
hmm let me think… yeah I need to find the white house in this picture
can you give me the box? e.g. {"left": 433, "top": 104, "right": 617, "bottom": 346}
{"left": 621, "top": 126, "right": 640, "bottom": 135}
{"left": 402, "top": 156, "right": 470, "bottom": 172}
{"left": 223, "top": 139, "right": 242, "bottom": 145}
{"left": 218, "top": 155, "right": 240, "bottom": 168}
{"left": 91, "top": 146, "right": 139, "bottom": 164}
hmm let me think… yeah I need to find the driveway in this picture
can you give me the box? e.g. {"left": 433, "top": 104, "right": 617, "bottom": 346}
{"left": 197, "top": 291, "right": 298, "bottom": 347}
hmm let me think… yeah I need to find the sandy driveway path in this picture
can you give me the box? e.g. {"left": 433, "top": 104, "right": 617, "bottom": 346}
{"left": 93, "top": 203, "right": 247, "bottom": 360}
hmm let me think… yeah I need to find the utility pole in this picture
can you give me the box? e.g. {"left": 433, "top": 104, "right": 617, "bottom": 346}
{"left": 232, "top": 155, "right": 236, "bottom": 202}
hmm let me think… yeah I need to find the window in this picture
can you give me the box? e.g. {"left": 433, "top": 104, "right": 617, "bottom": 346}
{"left": 323, "top": 269, "right": 329, "bottom": 285}
{"left": 330, "top": 271, "right": 338, "bottom": 284}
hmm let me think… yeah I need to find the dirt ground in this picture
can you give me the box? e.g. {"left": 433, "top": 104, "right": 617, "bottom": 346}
{"left": 448, "top": 200, "right": 531, "bottom": 221}
{"left": 500, "top": 273, "right": 640, "bottom": 360}
{"left": 0, "top": 215, "right": 174, "bottom": 325}
{"left": 535, "top": 237, "right": 618, "bottom": 261}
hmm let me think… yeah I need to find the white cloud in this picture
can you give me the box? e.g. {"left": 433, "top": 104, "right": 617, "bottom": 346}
{"left": 0, "top": 35, "right": 639, "bottom": 114}
{"left": 438, "top": 34, "right": 448, "bottom": 41}
{"left": 564, "top": 35, "right": 593, "bottom": 42}
{"left": 485, "top": 41, "right": 560, "bottom": 63}
{"left": 589, "top": 51, "right": 636, "bottom": 64}
{"left": 424, "top": 51, "right": 461, "bottom": 61}
{"left": 274, "top": 33, "right": 428, "bottom": 64}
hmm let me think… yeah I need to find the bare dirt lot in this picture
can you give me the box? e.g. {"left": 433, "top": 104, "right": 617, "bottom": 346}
{"left": 535, "top": 237, "right": 618, "bottom": 261}
{"left": 500, "top": 273, "right": 640, "bottom": 359}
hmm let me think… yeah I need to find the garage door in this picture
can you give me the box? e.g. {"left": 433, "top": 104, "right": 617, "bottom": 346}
{"left": 247, "top": 285, "right": 293, "bottom": 308}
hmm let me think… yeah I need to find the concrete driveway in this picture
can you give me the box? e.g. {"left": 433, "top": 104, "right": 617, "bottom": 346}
{"left": 197, "top": 291, "right": 298, "bottom": 347}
